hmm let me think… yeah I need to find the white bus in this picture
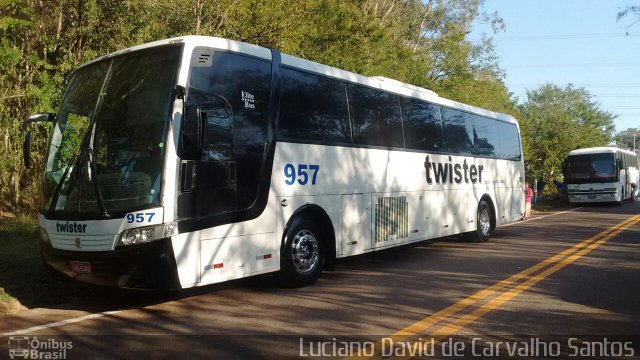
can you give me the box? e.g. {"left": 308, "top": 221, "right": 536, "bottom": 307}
{"left": 563, "top": 147, "right": 639, "bottom": 204}
{"left": 23, "top": 36, "right": 524, "bottom": 289}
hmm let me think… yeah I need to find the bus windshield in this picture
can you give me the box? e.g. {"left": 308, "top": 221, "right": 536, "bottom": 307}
{"left": 566, "top": 153, "right": 616, "bottom": 183}
{"left": 41, "top": 45, "right": 182, "bottom": 216}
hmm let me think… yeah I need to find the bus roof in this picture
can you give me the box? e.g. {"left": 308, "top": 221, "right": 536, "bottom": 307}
{"left": 80, "top": 35, "right": 518, "bottom": 126}
{"left": 568, "top": 146, "right": 636, "bottom": 156}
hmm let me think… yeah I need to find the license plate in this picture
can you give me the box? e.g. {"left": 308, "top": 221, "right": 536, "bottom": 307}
{"left": 70, "top": 261, "right": 92, "bottom": 274}
{"left": 588, "top": 195, "right": 596, "bottom": 199}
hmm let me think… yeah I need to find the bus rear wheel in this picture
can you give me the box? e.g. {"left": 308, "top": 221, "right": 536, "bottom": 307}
{"left": 279, "top": 218, "right": 325, "bottom": 287}
{"left": 467, "top": 199, "right": 493, "bottom": 243}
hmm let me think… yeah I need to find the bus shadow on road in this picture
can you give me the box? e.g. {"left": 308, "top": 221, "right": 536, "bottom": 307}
{"left": 574, "top": 200, "right": 639, "bottom": 215}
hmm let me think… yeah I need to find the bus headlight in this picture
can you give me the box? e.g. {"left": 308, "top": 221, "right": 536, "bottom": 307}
{"left": 117, "top": 222, "right": 178, "bottom": 246}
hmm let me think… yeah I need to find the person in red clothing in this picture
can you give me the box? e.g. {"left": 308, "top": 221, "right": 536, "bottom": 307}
{"left": 523, "top": 182, "right": 534, "bottom": 220}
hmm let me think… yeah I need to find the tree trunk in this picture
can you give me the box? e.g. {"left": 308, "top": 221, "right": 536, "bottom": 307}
{"left": 12, "top": 170, "right": 20, "bottom": 204}
{"left": 195, "top": 0, "right": 202, "bottom": 35}
{"left": 413, "top": 0, "right": 433, "bottom": 54}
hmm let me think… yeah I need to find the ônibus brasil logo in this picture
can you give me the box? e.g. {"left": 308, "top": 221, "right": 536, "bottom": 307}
{"left": 8, "top": 336, "right": 72, "bottom": 359}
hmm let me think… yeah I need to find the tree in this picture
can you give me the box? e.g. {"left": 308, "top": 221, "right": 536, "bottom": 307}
{"left": 617, "top": 5, "right": 640, "bottom": 32}
{"left": 0, "top": 0, "right": 513, "bottom": 213}
{"left": 519, "top": 84, "right": 616, "bottom": 187}
{"left": 615, "top": 128, "right": 640, "bottom": 151}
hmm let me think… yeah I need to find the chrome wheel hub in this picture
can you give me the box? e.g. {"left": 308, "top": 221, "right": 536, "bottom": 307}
{"left": 291, "top": 230, "right": 319, "bottom": 274}
{"left": 479, "top": 209, "right": 491, "bottom": 236}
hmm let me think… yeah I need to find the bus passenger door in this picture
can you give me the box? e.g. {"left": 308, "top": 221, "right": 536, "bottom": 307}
{"left": 341, "top": 194, "right": 370, "bottom": 256}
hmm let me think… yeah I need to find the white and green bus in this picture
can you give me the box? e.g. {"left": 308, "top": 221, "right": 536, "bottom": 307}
{"left": 564, "top": 147, "right": 638, "bottom": 204}
{"left": 23, "top": 36, "right": 524, "bottom": 289}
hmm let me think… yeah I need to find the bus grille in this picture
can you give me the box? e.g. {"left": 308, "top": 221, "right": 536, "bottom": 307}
{"left": 375, "top": 196, "right": 409, "bottom": 243}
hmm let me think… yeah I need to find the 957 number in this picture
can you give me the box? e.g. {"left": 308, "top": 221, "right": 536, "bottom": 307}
{"left": 284, "top": 164, "right": 320, "bottom": 185}
{"left": 126, "top": 212, "right": 155, "bottom": 223}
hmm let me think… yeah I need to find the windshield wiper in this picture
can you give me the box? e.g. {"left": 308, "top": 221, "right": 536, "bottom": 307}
{"left": 48, "top": 127, "right": 92, "bottom": 214}
{"left": 47, "top": 122, "right": 110, "bottom": 217}
{"left": 86, "top": 122, "right": 109, "bottom": 217}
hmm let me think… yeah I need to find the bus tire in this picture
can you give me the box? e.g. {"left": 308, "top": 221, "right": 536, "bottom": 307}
{"left": 279, "top": 217, "right": 325, "bottom": 287}
{"left": 467, "top": 199, "right": 493, "bottom": 243}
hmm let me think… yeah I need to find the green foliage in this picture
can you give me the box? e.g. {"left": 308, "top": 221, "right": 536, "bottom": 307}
{"left": 518, "top": 84, "right": 616, "bottom": 186}
{"left": 615, "top": 128, "right": 640, "bottom": 150}
{"left": 0, "top": 0, "right": 513, "bottom": 214}
{"left": 0, "top": 0, "right": 611, "bottom": 216}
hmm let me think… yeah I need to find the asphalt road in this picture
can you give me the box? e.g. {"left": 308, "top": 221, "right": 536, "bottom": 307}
{"left": 1, "top": 201, "right": 639, "bottom": 359}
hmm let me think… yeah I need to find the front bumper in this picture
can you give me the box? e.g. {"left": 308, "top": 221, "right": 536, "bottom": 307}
{"left": 568, "top": 192, "right": 618, "bottom": 203}
{"left": 41, "top": 237, "right": 182, "bottom": 289}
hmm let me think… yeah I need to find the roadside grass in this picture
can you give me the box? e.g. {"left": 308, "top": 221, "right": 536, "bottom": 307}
{"left": 0, "top": 215, "right": 181, "bottom": 317}
{"left": 0, "top": 214, "right": 61, "bottom": 314}
{"left": 532, "top": 198, "right": 573, "bottom": 214}
{"left": 0, "top": 288, "right": 13, "bottom": 302}
{"left": 0, "top": 215, "right": 113, "bottom": 315}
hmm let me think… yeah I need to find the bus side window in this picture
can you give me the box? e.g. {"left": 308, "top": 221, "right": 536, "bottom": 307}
{"left": 470, "top": 114, "right": 498, "bottom": 157}
{"left": 441, "top": 108, "right": 474, "bottom": 155}
{"left": 400, "top": 98, "right": 443, "bottom": 152}
{"left": 494, "top": 121, "right": 521, "bottom": 161}
{"left": 278, "top": 68, "right": 350, "bottom": 144}
{"left": 347, "top": 84, "right": 404, "bottom": 148}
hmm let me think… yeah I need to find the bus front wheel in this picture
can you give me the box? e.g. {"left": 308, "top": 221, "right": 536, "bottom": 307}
{"left": 467, "top": 199, "right": 493, "bottom": 243}
{"left": 279, "top": 217, "right": 325, "bottom": 287}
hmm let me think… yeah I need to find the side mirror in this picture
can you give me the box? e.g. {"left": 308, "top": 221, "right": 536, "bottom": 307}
{"left": 22, "top": 112, "right": 54, "bottom": 169}
{"left": 24, "top": 113, "right": 55, "bottom": 125}
{"left": 181, "top": 104, "right": 203, "bottom": 154}
{"left": 617, "top": 159, "right": 624, "bottom": 170}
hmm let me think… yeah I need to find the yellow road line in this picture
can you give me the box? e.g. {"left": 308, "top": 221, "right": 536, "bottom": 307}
{"left": 352, "top": 214, "right": 640, "bottom": 359}
{"left": 393, "top": 214, "right": 638, "bottom": 336}
{"left": 433, "top": 214, "right": 640, "bottom": 336}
